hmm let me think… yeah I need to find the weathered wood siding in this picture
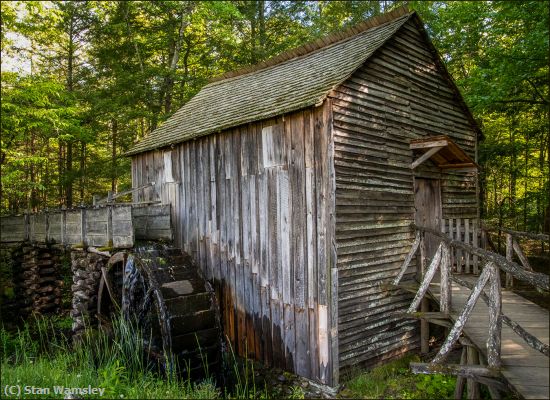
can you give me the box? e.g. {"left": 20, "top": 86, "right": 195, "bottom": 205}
{"left": 131, "top": 102, "right": 338, "bottom": 385}
{"left": 331, "top": 18, "right": 478, "bottom": 370}
{"left": 0, "top": 206, "right": 136, "bottom": 248}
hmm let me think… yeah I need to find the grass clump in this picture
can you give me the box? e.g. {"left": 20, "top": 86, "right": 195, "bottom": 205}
{"left": 342, "top": 353, "right": 456, "bottom": 399}
{"left": 1, "top": 316, "right": 220, "bottom": 399}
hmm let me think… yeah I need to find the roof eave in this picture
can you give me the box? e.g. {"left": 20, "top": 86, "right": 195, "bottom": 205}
{"left": 125, "top": 96, "right": 329, "bottom": 157}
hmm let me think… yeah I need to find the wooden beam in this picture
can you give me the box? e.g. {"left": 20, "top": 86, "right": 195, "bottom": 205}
{"left": 439, "top": 243, "right": 451, "bottom": 314}
{"left": 397, "top": 311, "right": 452, "bottom": 328}
{"left": 411, "top": 146, "right": 444, "bottom": 169}
{"left": 438, "top": 163, "right": 477, "bottom": 170}
{"left": 466, "top": 346, "right": 481, "bottom": 399}
{"left": 512, "top": 238, "right": 534, "bottom": 271}
{"left": 483, "top": 223, "right": 549, "bottom": 241}
{"left": 392, "top": 230, "right": 421, "bottom": 285}
{"left": 407, "top": 243, "right": 443, "bottom": 312}
{"left": 505, "top": 233, "right": 513, "bottom": 288}
{"left": 454, "top": 347, "right": 467, "bottom": 400}
{"left": 410, "top": 139, "right": 449, "bottom": 149}
{"left": 95, "top": 182, "right": 156, "bottom": 204}
{"left": 487, "top": 263, "right": 502, "bottom": 368}
{"left": 410, "top": 363, "right": 501, "bottom": 379}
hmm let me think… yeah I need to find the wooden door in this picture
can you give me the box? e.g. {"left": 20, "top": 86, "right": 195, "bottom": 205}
{"left": 414, "top": 178, "right": 442, "bottom": 260}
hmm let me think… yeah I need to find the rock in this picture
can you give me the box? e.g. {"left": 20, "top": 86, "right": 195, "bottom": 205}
{"left": 74, "top": 291, "right": 89, "bottom": 301}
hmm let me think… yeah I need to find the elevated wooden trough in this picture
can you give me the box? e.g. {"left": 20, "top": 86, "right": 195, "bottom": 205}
{"left": 0, "top": 203, "right": 172, "bottom": 248}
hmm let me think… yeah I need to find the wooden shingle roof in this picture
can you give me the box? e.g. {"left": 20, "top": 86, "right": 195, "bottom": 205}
{"left": 127, "top": 7, "right": 414, "bottom": 155}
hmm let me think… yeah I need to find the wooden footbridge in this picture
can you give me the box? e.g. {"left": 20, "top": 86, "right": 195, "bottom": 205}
{"left": 391, "top": 223, "right": 549, "bottom": 399}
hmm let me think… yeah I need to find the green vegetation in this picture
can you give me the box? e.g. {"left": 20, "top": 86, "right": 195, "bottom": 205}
{"left": 1, "top": 1, "right": 547, "bottom": 233}
{"left": 1, "top": 315, "right": 312, "bottom": 399}
{"left": 342, "top": 354, "right": 457, "bottom": 399}
{"left": 1, "top": 316, "right": 220, "bottom": 399}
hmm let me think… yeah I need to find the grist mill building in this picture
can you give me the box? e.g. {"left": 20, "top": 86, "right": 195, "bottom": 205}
{"left": 126, "top": 7, "right": 480, "bottom": 386}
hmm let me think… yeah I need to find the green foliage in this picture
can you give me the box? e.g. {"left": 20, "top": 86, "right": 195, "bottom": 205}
{"left": 344, "top": 354, "right": 460, "bottom": 399}
{"left": 0, "top": 316, "right": 220, "bottom": 399}
{"left": 288, "top": 385, "right": 306, "bottom": 399}
{"left": 414, "top": 374, "right": 455, "bottom": 399}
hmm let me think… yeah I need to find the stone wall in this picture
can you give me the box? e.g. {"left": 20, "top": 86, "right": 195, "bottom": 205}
{"left": 70, "top": 249, "right": 108, "bottom": 335}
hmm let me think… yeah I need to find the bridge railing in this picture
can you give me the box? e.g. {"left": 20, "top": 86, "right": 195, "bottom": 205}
{"left": 390, "top": 224, "right": 549, "bottom": 393}
{"left": 483, "top": 223, "right": 549, "bottom": 288}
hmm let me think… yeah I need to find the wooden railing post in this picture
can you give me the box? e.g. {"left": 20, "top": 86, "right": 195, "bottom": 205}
{"left": 505, "top": 233, "right": 513, "bottom": 288}
{"left": 487, "top": 262, "right": 502, "bottom": 368}
{"left": 419, "top": 231, "right": 429, "bottom": 354}
{"left": 440, "top": 243, "right": 451, "bottom": 314}
{"left": 408, "top": 243, "right": 443, "bottom": 313}
{"left": 466, "top": 346, "right": 481, "bottom": 399}
{"left": 464, "top": 219, "right": 471, "bottom": 274}
{"left": 472, "top": 220, "right": 479, "bottom": 275}
{"left": 456, "top": 218, "right": 462, "bottom": 273}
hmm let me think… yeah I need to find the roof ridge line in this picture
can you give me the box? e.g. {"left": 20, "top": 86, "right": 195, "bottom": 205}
{"left": 207, "top": 5, "right": 412, "bottom": 85}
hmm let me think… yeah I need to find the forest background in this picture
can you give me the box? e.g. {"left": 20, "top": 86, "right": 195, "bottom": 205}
{"left": 1, "top": 0, "right": 548, "bottom": 233}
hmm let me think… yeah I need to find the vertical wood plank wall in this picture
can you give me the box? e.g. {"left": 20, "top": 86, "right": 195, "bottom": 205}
{"left": 131, "top": 102, "right": 337, "bottom": 385}
{"left": 330, "top": 18, "right": 478, "bottom": 370}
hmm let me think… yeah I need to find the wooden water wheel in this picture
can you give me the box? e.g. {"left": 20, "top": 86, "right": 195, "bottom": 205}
{"left": 97, "top": 247, "right": 221, "bottom": 377}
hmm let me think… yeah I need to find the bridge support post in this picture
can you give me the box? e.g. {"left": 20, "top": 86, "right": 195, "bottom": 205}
{"left": 467, "top": 346, "right": 481, "bottom": 399}
{"left": 505, "top": 233, "right": 513, "bottom": 288}
{"left": 454, "top": 347, "right": 467, "bottom": 400}
{"left": 419, "top": 231, "right": 430, "bottom": 354}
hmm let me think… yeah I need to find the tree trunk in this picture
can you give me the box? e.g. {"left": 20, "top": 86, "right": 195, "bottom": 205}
{"left": 509, "top": 117, "right": 517, "bottom": 228}
{"left": 111, "top": 119, "right": 118, "bottom": 192}
{"left": 258, "top": 0, "right": 265, "bottom": 59}
{"left": 30, "top": 132, "right": 37, "bottom": 211}
{"left": 65, "top": 15, "right": 75, "bottom": 208}
{"left": 58, "top": 143, "right": 64, "bottom": 207}
{"left": 250, "top": 1, "right": 257, "bottom": 63}
{"left": 66, "top": 141, "right": 73, "bottom": 207}
{"left": 163, "top": 2, "right": 194, "bottom": 115}
{"left": 79, "top": 141, "right": 86, "bottom": 204}
{"left": 178, "top": 35, "right": 192, "bottom": 104}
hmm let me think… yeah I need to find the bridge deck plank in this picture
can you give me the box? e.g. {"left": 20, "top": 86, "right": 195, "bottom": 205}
{"left": 429, "top": 274, "right": 549, "bottom": 399}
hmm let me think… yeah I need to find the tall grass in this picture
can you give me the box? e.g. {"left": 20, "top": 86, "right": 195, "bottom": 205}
{"left": 1, "top": 316, "right": 220, "bottom": 399}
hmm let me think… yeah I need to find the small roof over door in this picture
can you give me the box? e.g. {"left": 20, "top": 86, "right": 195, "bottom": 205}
{"left": 410, "top": 135, "right": 478, "bottom": 170}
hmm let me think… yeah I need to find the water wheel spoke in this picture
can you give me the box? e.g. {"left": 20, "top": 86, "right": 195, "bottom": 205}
{"left": 101, "top": 266, "right": 121, "bottom": 311}
{"left": 136, "top": 287, "right": 154, "bottom": 323}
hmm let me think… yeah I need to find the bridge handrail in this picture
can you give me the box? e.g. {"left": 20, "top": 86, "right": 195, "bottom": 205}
{"left": 482, "top": 223, "right": 550, "bottom": 241}
{"left": 411, "top": 224, "right": 549, "bottom": 291}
